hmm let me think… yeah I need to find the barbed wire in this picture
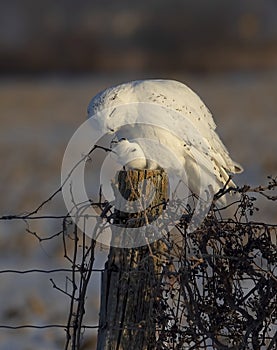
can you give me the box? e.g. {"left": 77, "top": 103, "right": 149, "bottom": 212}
{"left": 0, "top": 145, "right": 276, "bottom": 349}
{"left": 0, "top": 325, "right": 99, "bottom": 329}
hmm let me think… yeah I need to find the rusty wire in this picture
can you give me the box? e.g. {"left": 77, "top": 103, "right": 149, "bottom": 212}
{"left": 0, "top": 145, "right": 276, "bottom": 350}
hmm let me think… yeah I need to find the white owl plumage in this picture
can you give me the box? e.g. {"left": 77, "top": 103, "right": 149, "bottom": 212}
{"left": 87, "top": 79, "right": 242, "bottom": 198}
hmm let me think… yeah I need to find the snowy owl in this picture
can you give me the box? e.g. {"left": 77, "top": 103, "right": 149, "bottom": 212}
{"left": 87, "top": 79, "right": 243, "bottom": 199}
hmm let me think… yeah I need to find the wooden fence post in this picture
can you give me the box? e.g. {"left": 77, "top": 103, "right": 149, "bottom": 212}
{"left": 97, "top": 170, "right": 168, "bottom": 350}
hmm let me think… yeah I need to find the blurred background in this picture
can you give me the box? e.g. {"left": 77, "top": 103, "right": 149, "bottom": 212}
{"left": 0, "top": 0, "right": 276, "bottom": 349}
{"left": 1, "top": 0, "right": 277, "bottom": 73}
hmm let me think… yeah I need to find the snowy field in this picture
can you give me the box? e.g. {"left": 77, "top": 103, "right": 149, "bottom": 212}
{"left": 0, "top": 72, "right": 276, "bottom": 349}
